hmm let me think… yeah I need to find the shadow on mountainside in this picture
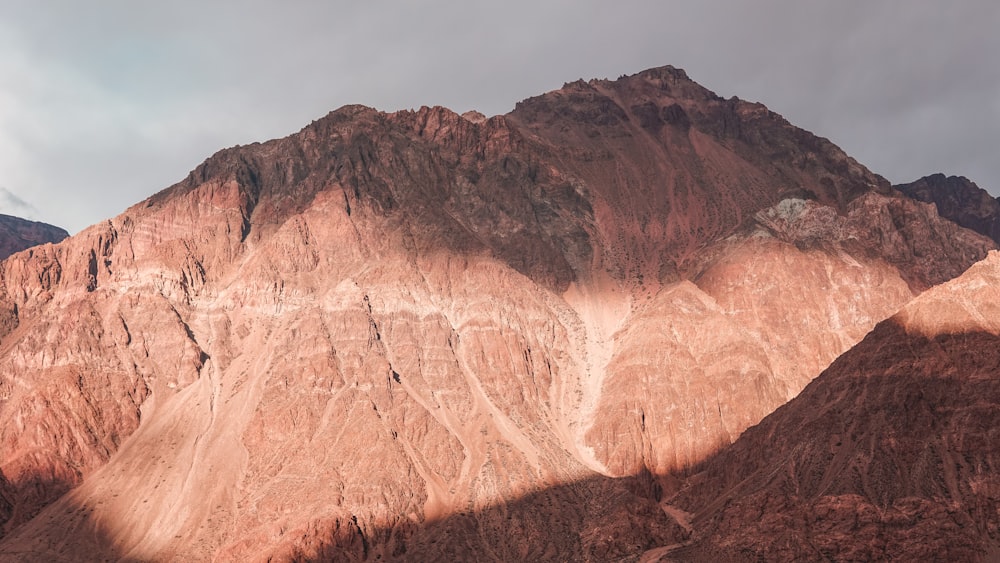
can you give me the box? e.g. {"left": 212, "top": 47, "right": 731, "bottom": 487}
{"left": 281, "top": 323, "right": 1000, "bottom": 563}
{"left": 0, "top": 473, "right": 76, "bottom": 539}
{"left": 0, "top": 473, "right": 122, "bottom": 562}
{"left": 280, "top": 469, "right": 688, "bottom": 563}
{"left": 0, "top": 467, "right": 690, "bottom": 562}
{"left": 3, "top": 326, "right": 1000, "bottom": 562}
{"left": 666, "top": 323, "right": 1000, "bottom": 562}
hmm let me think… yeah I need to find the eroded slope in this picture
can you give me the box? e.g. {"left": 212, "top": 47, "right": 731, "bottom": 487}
{"left": 666, "top": 251, "right": 1000, "bottom": 561}
{"left": 0, "top": 66, "right": 993, "bottom": 561}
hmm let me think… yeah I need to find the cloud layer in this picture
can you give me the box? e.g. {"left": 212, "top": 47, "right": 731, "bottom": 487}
{"left": 1, "top": 1, "right": 997, "bottom": 233}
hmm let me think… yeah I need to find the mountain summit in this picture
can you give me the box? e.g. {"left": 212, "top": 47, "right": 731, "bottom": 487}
{"left": 0, "top": 66, "right": 994, "bottom": 561}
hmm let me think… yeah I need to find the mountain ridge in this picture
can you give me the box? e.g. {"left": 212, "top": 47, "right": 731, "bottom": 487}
{"left": 0, "top": 214, "right": 69, "bottom": 261}
{"left": 897, "top": 173, "right": 1000, "bottom": 244}
{"left": 0, "top": 65, "right": 995, "bottom": 561}
{"left": 665, "top": 250, "right": 1000, "bottom": 561}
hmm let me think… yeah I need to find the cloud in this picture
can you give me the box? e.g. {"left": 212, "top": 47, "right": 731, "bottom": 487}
{"left": 0, "top": 0, "right": 998, "bottom": 234}
{"left": 0, "top": 187, "right": 39, "bottom": 219}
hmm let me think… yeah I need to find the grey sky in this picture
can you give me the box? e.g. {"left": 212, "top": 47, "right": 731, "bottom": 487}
{"left": 1, "top": 1, "right": 997, "bottom": 233}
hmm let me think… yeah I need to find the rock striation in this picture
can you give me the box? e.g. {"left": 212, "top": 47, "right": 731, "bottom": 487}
{"left": 665, "top": 250, "right": 1000, "bottom": 561}
{"left": 0, "top": 66, "right": 994, "bottom": 561}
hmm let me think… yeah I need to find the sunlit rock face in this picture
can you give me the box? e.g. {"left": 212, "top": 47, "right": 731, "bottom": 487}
{"left": 667, "top": 251, "right": 1000, "bottom": 562}
{"left": 0, "top": 66, "right": 994, "bottom": 561}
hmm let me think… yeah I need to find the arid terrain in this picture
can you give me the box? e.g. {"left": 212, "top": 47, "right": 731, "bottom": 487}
{"left": 0, "top": 66, "right": 997, "bottom": 561}
{"left": 897, "top": 174, "right": 1000, "bottom": 244}
{"left": 0, "top": 215, "right": 68, "bottom": 261}
{"left": 665, "top": 250, "right": 1000, "bottom": 561}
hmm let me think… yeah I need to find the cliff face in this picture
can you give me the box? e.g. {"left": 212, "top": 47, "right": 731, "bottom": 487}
{"left": 0, "top": 214, "right": 68, "bottom": 260}
{"left": 668, "top": 251, "right": 1000, "bottom": 562}
{"left": 897, "top": 173, "right": 1000, "bottom": 244}
{"left": 0, "top": 66, "right": 993, "bottom": 561}
{"left": 507, "top": 66, "right": 891, "bottom": 285}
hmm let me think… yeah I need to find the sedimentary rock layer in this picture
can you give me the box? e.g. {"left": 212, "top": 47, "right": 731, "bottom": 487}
{"left": 665, "top": 250, "right": 1000, "bottom": 561}
{"left": 0, "top": 66, "right": 993, "bottom": 561}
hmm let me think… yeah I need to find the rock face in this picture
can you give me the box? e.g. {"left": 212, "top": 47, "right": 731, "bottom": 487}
{"left": 897, "top": 173, "right": 1000, "bottom": 244}
{"left": 0, "top": 66, "right": 993, "bottom": 561}
{"left": 667, "top": 250, "right": 1000, "bottom": 562}
{"left": 0, "top": 214, "right": 69, "bottom": 260}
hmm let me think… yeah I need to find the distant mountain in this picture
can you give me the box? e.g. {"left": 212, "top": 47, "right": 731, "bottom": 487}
{"left": 0, "top": 66, "right": 993, "bottom": 561}
{"left": 897, "top": 173, "right": 1000, "bottom": 244}
{"left": 0, "top": 214, "right": 68, "bottom": 260}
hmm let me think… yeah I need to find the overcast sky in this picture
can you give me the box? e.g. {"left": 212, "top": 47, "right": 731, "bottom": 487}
{"left": 1, "top": 1, "right": 997, "bottom": 233}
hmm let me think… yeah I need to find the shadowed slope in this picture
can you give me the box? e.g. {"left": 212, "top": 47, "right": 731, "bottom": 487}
{"left": 0, "top": 66, "right": 994, "bottom": 561}
{"left": 897, "top": 173, "right": 1000, "bottom": 244}
{"left": 667, "top": 251, "right": 1000, "bottom": 561}
{"left": 0, "top": 215, "right": 68, "bottom": 261}
{"left": 0, "top": 467, "right": 684, "bottom": 562}
{"left": 508, "top": 66, "right": 890, "bottom": 283}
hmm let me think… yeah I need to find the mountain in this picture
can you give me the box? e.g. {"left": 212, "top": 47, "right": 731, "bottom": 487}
{"left": 666, "top": 249, "right": 1000, "bottom": 561}
{"left": 0, "top": 214, "right": 69, "bottom": 260}
{"left": 0, "top": 66, "right": 993, "bottom": 561}
{"left": 897, "top": 173, "right": 1000, "bottom": 244}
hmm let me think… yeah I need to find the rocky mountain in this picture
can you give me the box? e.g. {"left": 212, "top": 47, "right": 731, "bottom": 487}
{"left": 0, "top": 214, "right": 68, "bottom": 260}
{"left": 0, "top": 66, "right": 993, "bottom": 561}
{"left": 665, "top": 249, "right": 1000, "bottom": 561}
{"left": 897, "top": 173, "right": 1000, "bottom": 244}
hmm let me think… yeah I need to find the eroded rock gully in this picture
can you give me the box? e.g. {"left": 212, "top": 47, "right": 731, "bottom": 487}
{"left": 0, "top": 66, "right": 994, "bottom": 561}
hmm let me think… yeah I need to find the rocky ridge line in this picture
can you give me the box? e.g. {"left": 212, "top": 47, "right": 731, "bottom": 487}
{"left": 0, "top": 66, "right": 994, "bottom": 561}
{"left": 897, "top": 173, "right": 1000, "bottom": 244}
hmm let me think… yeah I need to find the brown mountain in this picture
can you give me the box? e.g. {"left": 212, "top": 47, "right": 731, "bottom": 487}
{"left": 666, "top": 250, "right": 1000, "bottom": 562}
{"left": 897, "top": 173, "right": 1000, "bottom": 244}
{"left": 0, "top": 214, "right": 68, "bottom": 260}
{"left": 0, "top": 66, "right": 993, "bottom": 561}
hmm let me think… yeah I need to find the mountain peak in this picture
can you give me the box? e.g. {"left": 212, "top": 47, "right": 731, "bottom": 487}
{"left": 896, "top": 174, "right": 1000, "bottom": 243}
{"left": 0, "top": 63, "right": 994, "bottom": 561}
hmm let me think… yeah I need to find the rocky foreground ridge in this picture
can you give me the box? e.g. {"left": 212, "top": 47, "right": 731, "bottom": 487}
{"left": 0, "top": 66, "right": 995, "bottom": 561}
{"left": 664, "top": 250, "right": 1000, "bottom": 561}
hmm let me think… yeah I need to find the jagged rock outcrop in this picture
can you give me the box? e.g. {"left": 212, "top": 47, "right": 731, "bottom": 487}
{"left": 897, "top": 173, "right": 1000, "bottom": 244}
{"left": 507, "top": 66, "right": 893, "bottom": 284}
{"left": 665, "top": 250, "right": 1000, "bottom": 561}
{"left": 0, "top": 214, "right": 68, "bottom": 260}
{"left": 0, "top": 66, "right": 993, "bottom": 561}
